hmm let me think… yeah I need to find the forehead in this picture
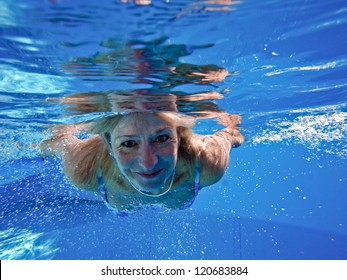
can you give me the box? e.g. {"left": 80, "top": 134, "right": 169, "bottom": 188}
{"left": 113, "top": 113, "right": 176, "bottom": 136}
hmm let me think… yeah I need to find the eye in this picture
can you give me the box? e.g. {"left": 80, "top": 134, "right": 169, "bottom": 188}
{"left": 121, "top": 140, "right": 138, "bottom": 148}
{"left": 155, "top": 134, "right": 171, "bottom": 143}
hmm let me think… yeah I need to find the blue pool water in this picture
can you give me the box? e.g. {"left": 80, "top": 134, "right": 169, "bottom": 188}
{"left": 1, "top": 0, "right": 347, "bottom": 260}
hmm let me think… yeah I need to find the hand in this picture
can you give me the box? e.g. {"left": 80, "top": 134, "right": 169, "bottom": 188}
{"left": 217, "top": 113, "right": 244, "bottom": 147}
{"left": 218, "top": 113, "right": 241, "bottom": 128}
{"left": 191, "top": 68, "right": 231, "bottom": 83}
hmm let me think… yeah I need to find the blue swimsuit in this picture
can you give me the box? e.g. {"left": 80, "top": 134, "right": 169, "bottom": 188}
{"left": 97, "top": 167, "right": 200, "bottom": 216}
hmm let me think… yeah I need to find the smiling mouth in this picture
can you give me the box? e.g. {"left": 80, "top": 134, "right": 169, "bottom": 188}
{"left": 137, "top": 169, "right": 163, "bottom": 179}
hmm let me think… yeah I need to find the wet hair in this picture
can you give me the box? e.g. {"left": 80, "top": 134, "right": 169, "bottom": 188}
{"left": 83, "top": 111, "right": 198, "bottom": 191}
{"left": 89, "top": 111, "right": 195, "bottom": 136}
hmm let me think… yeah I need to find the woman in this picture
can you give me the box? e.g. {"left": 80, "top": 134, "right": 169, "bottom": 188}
{"left": 41, "top": 111, "right": 244, "bottom": 215}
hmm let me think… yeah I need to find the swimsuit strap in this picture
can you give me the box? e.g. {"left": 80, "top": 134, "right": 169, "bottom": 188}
{"left": 194, "top": 164, "right": 201, "bottom": 195}
{"left": 97, "top": 169, "right": 108, "bottom": 203}
{"left": 179, "top": 164, "right": 201, "bottom": 210}
{"left": 97, "top": 168, "right": 128, "bottom": 216}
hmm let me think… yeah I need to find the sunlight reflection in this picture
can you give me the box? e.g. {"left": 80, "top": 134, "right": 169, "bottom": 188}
{"left": 0, "top": 228, "right": 59, "bottom": 259}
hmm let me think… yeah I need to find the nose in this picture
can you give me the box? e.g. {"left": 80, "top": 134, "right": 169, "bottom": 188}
{"left": 139, "top": 142, "right": 158, "bottom": 170}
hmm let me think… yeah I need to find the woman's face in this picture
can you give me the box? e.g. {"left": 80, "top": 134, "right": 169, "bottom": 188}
{"left": 110, "top": 113, "right": 180, "bottom": 193}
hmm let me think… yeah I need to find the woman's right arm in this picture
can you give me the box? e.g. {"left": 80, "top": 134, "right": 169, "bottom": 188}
{"left": 40, "top": 132, "right": 104, "bottom": 191}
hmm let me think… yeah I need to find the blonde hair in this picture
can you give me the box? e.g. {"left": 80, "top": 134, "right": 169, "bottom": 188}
{"left": 75, "top": 111, "right": 198, "bottom": 190}
{"left": 89, "top": 111, "right": 195, "bottom": 135}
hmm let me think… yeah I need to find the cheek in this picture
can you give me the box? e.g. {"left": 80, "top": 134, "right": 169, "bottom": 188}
{"left": 114, "top": 151, "right": 136, "bottom": 169}
{"left": 160, "top": 144, "right": 178, "bottom": 163}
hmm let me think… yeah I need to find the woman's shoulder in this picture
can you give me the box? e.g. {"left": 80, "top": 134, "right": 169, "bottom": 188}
{"left": 182, "top": 132, "right": 230, "bottom": 188}
{"left": 62, "top": 135, "right": 106, "bottom": 191}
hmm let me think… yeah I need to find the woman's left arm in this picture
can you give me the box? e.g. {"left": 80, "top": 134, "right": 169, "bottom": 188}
{"left": 195, "top": 114, "right": 244, "bottom": 188}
